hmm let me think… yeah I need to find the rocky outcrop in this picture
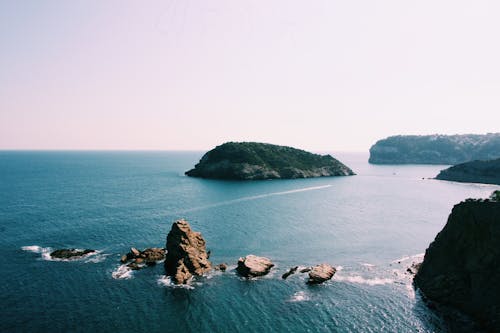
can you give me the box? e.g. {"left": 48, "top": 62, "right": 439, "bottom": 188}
{"left": 185, "top": 142, "right": 355, "bottom": 180}
{"left": 120, "top": 247, "right": 166, "bottom": 271}
{"left": 369, "top": 133, "right": 500, "bottom": 164}
{"left": 236, "top": 255, "right": 274, "bottom": 277}
{"left": 50, "top": 249, "right": 95, "bottom": 259}
{"left": 307, "top": 264, "right": 336, "bottom": 284}
{"left": 164, "top": 219, "right": 211, "bottom": 284}
{"left": 436, "top": 158, "right": 500, "bottom": 185}
{"left": 414, "top": 199, "right": 500, "bottom": 332}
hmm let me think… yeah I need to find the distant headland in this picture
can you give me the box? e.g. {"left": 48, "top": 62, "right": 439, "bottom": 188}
{"left": 369, "top": 133, "right": 500, "bottom": 164}
{"left": 185, "top": 142, "right": 355, "bottom": 180}
{"left": 435, "top": 158, "right": 500, "bottom": 185}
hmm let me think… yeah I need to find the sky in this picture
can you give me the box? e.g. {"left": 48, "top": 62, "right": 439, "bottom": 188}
{"left": 1, "top": 0, "right": 499, "bottom": 152}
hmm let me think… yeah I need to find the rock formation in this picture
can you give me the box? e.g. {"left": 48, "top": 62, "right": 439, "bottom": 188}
{"left": 414, "top": 198, "right": 500, "bottom": 331}
{"left": 50, "top": 249, "right": 95, "bottom": 259}
{"left": 369, "top": 133, "right": 500, "bottom": 164}
{"left": 164, "top": 219, "right": 211, "bottom": 284}
{"left": 435, "top": 158, "right": 500, "bottom": 185}
{"left": 185, "top": 142, "right": 355, "bottom": 180}
{"left": 307, "top": 264, "right": 336, "bottom": 284}
{"left": 236, "top": 255, "right": 274, "bottom": 277}
{"left": 120, "top": 247, "right": 166, "bottom": 270}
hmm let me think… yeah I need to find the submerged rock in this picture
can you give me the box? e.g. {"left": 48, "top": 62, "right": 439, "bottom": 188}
{"left": 282, "top": 266, "right": 299, "bottom": 280}
{"left": 307, "top": 264, "right": 336, "bottom": 284}
{"left": 50, "top": 249, "right": 95, "bottom": 259}
{"left": 236, "top": 255, "right": 274, "bottom": 277}
{"left": 164, "top": 219, "right": 211, "bottom": 284}
{"left": 214, "top": 263, "right": 228, "bottom": 271}
{"left": 414, "top": 199, "right": 500, "bottom": 332}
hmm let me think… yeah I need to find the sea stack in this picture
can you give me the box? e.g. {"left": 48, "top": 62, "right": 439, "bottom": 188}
{"left": 164, "top": 219, "right": 212, "bottom": 284}
{"left": 307, "top": 264, "right": 336, "bottom": 284}
{"left": 414, "top": 196, "right": 500, "bottom": 331}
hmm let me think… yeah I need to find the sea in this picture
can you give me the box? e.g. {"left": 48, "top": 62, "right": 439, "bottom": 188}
{"left": 1, "top": 151, "right": 498, "bottom": 333}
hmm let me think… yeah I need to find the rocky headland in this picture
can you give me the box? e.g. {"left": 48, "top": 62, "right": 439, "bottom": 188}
{"left": 414, "top": 194, "right": 500, "bottom": 331}
{"left": 164, "top": 219, "right": 212, "bottom": 284}
{"left": 185, "top": 142, "right": 355, "bottom": 180}
{"left": 369, "top": 133, "right": 500, "bottom": 164}
{"left": 435, "top": 158, "right": 500, "bottom": 185}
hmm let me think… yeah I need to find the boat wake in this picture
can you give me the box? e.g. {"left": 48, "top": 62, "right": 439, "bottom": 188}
{"left": 174, "top": 185, "right": 332, "bottom": 214}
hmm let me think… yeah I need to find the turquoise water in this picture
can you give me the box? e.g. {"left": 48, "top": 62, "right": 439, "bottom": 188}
{"left": 1, "top": 151, "right": 497, "bottom": 332}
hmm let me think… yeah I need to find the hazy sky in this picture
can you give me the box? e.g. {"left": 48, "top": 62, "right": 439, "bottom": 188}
{"left": 1, "top": 1, "right": 499, "bottom": 151}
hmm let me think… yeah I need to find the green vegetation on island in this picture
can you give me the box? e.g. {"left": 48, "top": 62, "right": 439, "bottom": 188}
{"left": 436, "top": 158, "right": 500, "bottom": 185}
{"left": 185, "top": 142, "right": 355, "bottom": 180}
{"left": 369, "top": 133, "right": 500, "bottom": 164}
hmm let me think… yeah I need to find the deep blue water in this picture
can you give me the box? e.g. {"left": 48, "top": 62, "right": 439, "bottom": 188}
{"left": 1, "top": 151, "right": 498, "bottom": 332}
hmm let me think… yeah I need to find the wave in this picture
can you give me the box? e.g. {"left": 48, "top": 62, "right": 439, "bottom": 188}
{"left": 112, "top": 264, "right": 134, "bottom": 279}
{"left": 334, "top": 274, "right": 394, "bottom": 286}
{"left": 288, "top": 291, "right": 310, "bottom": 302}
{"left": 173, "top": 185, "right": 332, "bottom": 214}
{"left": 157, "top": 275, "right": 195, "bottom": 289}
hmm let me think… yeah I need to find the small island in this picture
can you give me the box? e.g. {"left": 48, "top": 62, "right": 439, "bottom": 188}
{"left": 185, "top": 142, "right": 355, "bottom": 180}
{"left": 369, "top": 133, "right": 500, "bottom": 164}
{"left": 435, "top": 158, "right": 500, "bottom": 185}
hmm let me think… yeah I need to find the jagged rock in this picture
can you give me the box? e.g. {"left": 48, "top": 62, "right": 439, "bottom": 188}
{"left": 307, "top": 264, "right": 336, "bottom": 284}
{"left": 50, "top": 249, "right": 95, "bottom": 259}
{"left": 120, "top": 254, "right": 128, "bottom": 263}
{"left": 300, "top": 267, "right": 311, "bottom": 273}
{"left": 164, "top": 219, "right": 211, "bottom": 284}
{"left": 135, "top": 258, "right": 144, "bottom": 264}
{"left": 142, "top": 248, "right": 166, "bottom": 263}
{"left": 282, "top": 266, "right": 298, "bottom": 280}
{"left": 406, "top": 262, "right": 421, "bottom": 275}
{"left": 236, "top": 255, "right": 274, "bottom": 277}
{"left": 414, "top": 199, "right": 500, "bottom": 332}
{"left": 130, "top": 247, "right": 141, "bottom": 257}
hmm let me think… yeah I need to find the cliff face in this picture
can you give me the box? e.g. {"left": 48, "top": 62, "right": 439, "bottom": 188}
{"left": 185, "top": 142, "right": 355, "bottom": 180}
{"left": 436, "top": 158, "right": 500, "bottom": 185}
{"left": 414, "top": 201, "right": 500, "bottom": 331}
{"left": 369, "top": 133, "right": 500, "bottom": 164}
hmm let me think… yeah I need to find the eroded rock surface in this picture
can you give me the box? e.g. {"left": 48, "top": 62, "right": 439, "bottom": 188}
{"left": 164, "top": 219, "right": 211, "bottom": 284}
{"left": 236, "top": 255, "right": 274, "bottom": 277}
{"left": 308, "top": 264, "right": 336, "bottom": 284}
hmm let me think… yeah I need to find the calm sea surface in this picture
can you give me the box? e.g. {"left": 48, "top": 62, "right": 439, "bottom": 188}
{"left": 1, "top": 151, "right": 497, "bottom": 332}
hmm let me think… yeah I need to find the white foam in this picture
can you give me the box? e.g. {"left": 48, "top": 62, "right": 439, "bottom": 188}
{"left": 22, "top": 245, "right": 53, "bottom": 260}
{"left": 289, "top": 291, "right": 310, "bottom": 302}
{"left": 157, "top": 275, "right": 194, "bottom": 289}
{"left": 334, "top": 275, "right": 394, "bottom": 286}
{"left": 360, "top": 263, "right": 375, "bottom": 268}
{"left": 391, "top": 253, "right": 424, "bottom": 264}
{"left": 112, "top": 264, "right": 133, "bottom": 279}
{"left": 84, "top": 252, "right": 109, "bottom": 263}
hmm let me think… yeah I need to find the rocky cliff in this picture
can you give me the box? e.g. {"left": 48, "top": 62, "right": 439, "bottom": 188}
{"left": 436, "top": 158, "right": 500, "bottom": 185}
{"left": 185, "top": 142, "right": 355, "bottom": 180}
{"left": 369, "top": 133, "right": 500, "bottom": 164}
{"left": 414, "top": 199, "right": 500, "bottom": 331}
